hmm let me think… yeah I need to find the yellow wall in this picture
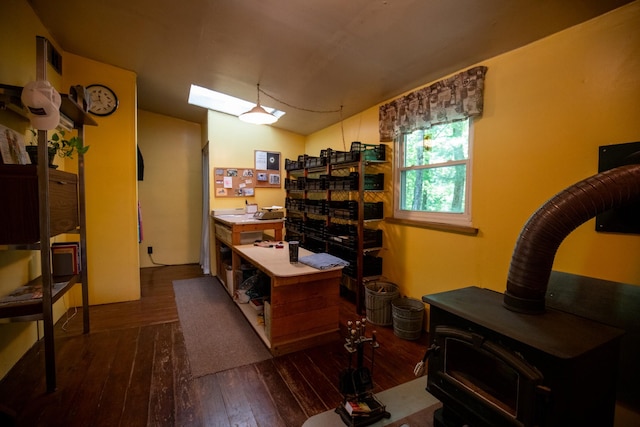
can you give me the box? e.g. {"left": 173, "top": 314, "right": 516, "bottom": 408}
{"left": 138, "top": 110, "right": 202, "bottom": 268}
{"left": 207, "top": 111, "right": 305, "bottom": 271}
{"left": 306, "top": 2, "right": 640, "bottom": 302}
{"left": 63, "top": 54, "right": 140, "bottom": 305}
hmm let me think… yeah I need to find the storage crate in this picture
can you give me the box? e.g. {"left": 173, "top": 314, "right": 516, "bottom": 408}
{"left": 328, "top": 246, "right": 382, "bottom": 276}
{"left": 326, "top": 226, "right": 382, "bottom": 250}
{"left": 329, "top": 149, "right": 360, "bottom": 164}
{"left": 295, "top": 177, "right": 306, "bottom": 190}
{"left": 305, "top": 155, "right": 326, "bottom": 168}
{"left": 326, "top": 223, "right": 354, "bottom": 242}
{"left": 285, "top": 197, "right": 305, "bottom": 212}
{"left": 363, "top": 202, "right": 384, "bottom": 220}
{"left": 363, "top": 173, "right": 384, "bottom": 190}
{"left": 305, "top": 199, "right": 328, "bottom": 215}
{"left": 304, "top": 178, "right": 325, "bottom": 190}
{"left": 284, "top": 226, "right": 303, "bottom": 239}
{"left": 285, "top": 158, "right": 304, "bottom": 170}
{"left": 284, "top": 217, "right": 305, "bottom": 234}
{"left": 337, "top": 254, "right": 383, "bottom": 277}
{"left": 284, "top": 178, "right": 304, "bottom": 191}
{"left": 327, "top": 243, "right": 357, "bottom": 263}
{"left": 302, "top": 238, "right": 326, "bottom": 253}
{"left": 329, "top": 201, "right": 383, "bottom": 220}
{"left": 361, "top": 255, "right": 383, "bottom": 276}
{"left": 327, "top": 172, "right": 359, "bottom": 190}
{"left": 329, "top": 200, "right": 358, "bottom": 220}
{"left": 350, "top": 142, "right": 386, "bottom": 161}
{"left": 304, "top": 221, "right": 326, "bottom": 241}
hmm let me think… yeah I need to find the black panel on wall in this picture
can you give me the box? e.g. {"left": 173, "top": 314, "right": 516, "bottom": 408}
{"left": 137, "top": 146, "right": 144, "bottom": 181}
{"left": 596, "top": 141, "right": 640, "bottom": 234}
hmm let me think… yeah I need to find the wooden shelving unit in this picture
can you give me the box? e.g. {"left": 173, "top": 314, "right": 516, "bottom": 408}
{"left": 284, "top": 143, "right": 388, "bottom": 313}
{"left": 0, "top": 36, "right": 96, "bottom": 392}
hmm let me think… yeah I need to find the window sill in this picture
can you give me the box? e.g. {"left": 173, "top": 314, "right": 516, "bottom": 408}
{"left": 385, "top": 217, "right": 479, "bottom": 236}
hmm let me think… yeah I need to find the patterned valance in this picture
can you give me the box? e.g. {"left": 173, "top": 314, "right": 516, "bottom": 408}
{"left": 379, "top": 66, "right": 488, "bottom": 142}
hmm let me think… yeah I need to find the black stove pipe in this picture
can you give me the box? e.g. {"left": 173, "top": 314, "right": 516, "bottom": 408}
{"left": 504, "top": 163, "right": 640, "bottom": 314}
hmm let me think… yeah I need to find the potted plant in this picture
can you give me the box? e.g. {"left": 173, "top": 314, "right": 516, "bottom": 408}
{"left": 26, "top": 129, "right": 89, "bottom": 168}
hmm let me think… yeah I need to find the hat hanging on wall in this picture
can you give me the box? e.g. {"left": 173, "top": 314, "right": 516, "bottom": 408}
{"left": 21, "top": 80, "right": 61, "bottom": 130}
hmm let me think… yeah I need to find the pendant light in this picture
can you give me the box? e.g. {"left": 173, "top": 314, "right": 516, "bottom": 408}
{"left": 239, "top": 84, "right": 278, "bottom": 125}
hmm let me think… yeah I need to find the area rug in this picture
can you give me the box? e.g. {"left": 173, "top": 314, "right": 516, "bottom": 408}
{"left": 302, "top": 376, "right": 442, "bottom": 427}
{"left": 173, "top": 276, "right": 272, "bottom": 378}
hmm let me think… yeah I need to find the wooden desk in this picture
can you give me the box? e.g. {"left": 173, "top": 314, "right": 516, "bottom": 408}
{"left": 212, "top": 213, "right": 284, "bottom": 289}
{"left": 232, "top": 243, "right": 343, "bottom": 356}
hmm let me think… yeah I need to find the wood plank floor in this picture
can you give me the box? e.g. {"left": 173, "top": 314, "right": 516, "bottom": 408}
{"left": 0, "top": 264, "right": 430, "bottom": 427}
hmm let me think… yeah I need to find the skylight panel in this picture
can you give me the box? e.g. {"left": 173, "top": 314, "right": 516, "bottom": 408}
{"left": 188, "top": 84, "right": 285, "bottom": 119}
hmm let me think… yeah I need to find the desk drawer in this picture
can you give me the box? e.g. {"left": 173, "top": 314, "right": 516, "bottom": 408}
{"left": 215, "top": 223, "right": 262, "bottom": 245}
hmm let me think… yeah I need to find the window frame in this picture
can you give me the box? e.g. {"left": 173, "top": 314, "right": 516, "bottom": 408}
{"left": 393, "top": 119, "right": 474, "bottom": 227}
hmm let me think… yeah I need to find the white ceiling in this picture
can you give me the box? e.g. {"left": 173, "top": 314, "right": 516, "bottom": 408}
{"left": 27, "top": 0, "right": 632, "bottom": 135}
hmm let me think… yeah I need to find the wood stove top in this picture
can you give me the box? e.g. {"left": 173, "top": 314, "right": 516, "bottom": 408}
{"left": 423, "top": 286, "right": 624, "bottom": 359}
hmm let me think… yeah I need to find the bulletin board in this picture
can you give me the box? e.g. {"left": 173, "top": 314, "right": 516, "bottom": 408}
{"left": 213, "top": 167, "right": 255, "bottom": 197}
{"left": 254, "top": 150, "right": 281, "bottom": 188}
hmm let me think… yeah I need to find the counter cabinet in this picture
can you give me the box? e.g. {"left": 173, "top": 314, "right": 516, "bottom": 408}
{"left": 231, "top": 243, "right": 343, "bottom": 356}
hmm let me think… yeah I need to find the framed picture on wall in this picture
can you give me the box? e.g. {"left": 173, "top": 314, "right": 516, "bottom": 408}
{"left": 269, "top": 173, "right": 280, "bottom": 185}
{"left": 255, "top": 150, "right": 281, "bottom": 188}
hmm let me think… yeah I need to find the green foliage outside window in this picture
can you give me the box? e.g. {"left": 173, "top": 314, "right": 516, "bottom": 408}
{"left": 399, "top": 120, "right": 469, "bottom": 214}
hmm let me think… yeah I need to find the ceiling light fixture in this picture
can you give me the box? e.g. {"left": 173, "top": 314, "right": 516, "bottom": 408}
{"left": 239, "top": 84, "right": 278, "bottom": 125}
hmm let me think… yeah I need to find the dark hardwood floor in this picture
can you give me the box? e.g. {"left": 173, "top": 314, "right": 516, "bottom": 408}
{"left": 0, "top": 264, "right": 429, "bottom": 427}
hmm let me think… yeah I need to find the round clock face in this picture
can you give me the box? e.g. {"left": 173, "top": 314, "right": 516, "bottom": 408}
{"left": 87, "top": 84, "right": 119, "bottom": 116}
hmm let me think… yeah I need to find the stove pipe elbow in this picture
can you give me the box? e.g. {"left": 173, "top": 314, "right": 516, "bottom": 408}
{"left": 504, "top": 163, "right": 640, "bottom": 314}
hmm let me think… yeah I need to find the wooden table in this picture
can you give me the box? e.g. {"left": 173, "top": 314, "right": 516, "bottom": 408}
{"left": 212, "top": 213, "right": 284, "bottom": 289}
{"left": 232, "top": 243, "right": 343, "bottom": 356}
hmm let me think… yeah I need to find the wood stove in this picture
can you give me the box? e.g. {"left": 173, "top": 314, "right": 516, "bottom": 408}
{"left": 423, "top": 162, "right": 640, "bottom": 426}
{"left": 425, "top": 287, "right": 622, "bottom": 426}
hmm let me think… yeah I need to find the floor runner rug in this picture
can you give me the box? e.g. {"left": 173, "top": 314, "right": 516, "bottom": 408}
{"left": 173, "top": 276, "right": 272, "bottom": 377}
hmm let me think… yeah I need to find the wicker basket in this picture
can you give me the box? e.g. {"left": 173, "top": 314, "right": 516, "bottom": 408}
{"left": 364, "top": 281, "right": 399, "bottom": 326}
{"left": 391, "top": 297, "right": 424, "bottom": 340}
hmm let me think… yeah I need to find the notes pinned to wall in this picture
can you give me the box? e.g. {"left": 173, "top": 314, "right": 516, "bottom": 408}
{"left": 214, "top": 167, "right": 255, "bottom": 197}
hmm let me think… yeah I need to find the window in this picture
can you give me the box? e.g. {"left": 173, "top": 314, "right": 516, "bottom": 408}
{"left": 394, "top": 119, "right": 472, "bottom": 226}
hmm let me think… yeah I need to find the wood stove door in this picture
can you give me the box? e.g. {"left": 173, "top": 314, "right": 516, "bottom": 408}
{"left": 428, "top": 326, "right": 545, "bottom": 427}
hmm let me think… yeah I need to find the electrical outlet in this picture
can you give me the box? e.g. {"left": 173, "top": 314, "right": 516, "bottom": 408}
{"left": 147, "top": 246, "right": 153, "bottom": 254}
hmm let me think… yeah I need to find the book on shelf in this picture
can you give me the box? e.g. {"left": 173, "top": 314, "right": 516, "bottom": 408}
{"left": 0, "top": 281, "right": 67, "bottom": 305}
{"left": 250, "top": 298, "right": 264, "bottom": 312}
{"left": 51, "top": 242, "right": 80, "bottom": 275}
{"left": 344, "top": 400, "right": 372, "bottom": 416}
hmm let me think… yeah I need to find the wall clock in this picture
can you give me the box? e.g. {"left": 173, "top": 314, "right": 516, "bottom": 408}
{"left": 87, "top": 84, "right": 119, "bottom": 116}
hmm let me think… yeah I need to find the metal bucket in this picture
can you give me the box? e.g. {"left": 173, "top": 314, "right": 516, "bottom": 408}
{"left": 392, "top": 297, "right": 424, "bottom": 340}
{"left": 364, "top": 281, "right": 399, "bottom": 326}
